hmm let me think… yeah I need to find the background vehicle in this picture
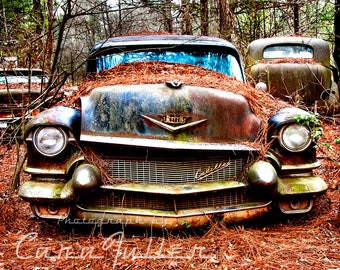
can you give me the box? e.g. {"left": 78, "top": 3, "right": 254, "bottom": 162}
{"left": 18, "top": 35, "right": 327, "bottom": 229}
{"left": 0, "top": 68, "right": 48, "bottom": 141}
{"left": 246, "top": 36, "right": 339, "bottom": 113}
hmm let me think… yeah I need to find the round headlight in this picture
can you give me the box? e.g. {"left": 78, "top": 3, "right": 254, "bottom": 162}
{"left": 279, "top": 124, "right": 312, "bottom": 152}
{"left": 33, "top": 127, "right": 68, "bottom": 157}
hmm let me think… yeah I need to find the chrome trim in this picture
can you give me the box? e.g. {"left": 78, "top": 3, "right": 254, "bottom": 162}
{"left": 80, "top": 134, "right": 258, "bottom": 151}
{"left": 105, "top": 157, "right": 246, "bottom": 185}
{"left": 23, "top": 167, "right": 67, "bottom": 175}
{"left": 281, "top": 161, "right": 321, "bottom": 171}
{"left": 75, "top": 203, "right": 272, "bottom": 228}
{"left": 76, "top": 200, "right": 272, "bottom": 218}
{"left": 277, "top": 176, "right": 327, "bottom": 195}
{"left": 278, "top": 199, "right": 313, "bottom": 214}
{"left": 101, "top": 181, "right": 246, "bottom": 195}
{"left": 18, "top": 181, "right": 66, "bottom": 201}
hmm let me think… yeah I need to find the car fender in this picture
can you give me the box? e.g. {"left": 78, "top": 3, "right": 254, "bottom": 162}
{"left": 24, "top": 106, "right": 81, "bottom": 138}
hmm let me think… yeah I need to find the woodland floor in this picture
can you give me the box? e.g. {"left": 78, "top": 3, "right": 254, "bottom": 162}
{"left": 0, "top": 119, "right": 339, "bottom": 270}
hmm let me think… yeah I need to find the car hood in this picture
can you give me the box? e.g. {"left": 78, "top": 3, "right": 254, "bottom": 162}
{"left": 80, "top": 83, "right": 261, "bottom": 147}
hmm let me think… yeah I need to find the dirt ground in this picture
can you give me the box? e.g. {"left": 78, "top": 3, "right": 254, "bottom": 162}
{"left": 0, "top": 120, "right": 339, "bottom": 270}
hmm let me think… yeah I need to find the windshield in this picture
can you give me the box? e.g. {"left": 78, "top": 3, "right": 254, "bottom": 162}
{"left": 93, "top": 50, "right": 244, "bottom": 81}
{"left": 263, "top": 45, "right": 313, "bottom": 59}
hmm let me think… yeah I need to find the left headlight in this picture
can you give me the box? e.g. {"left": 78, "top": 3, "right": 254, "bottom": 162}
{"left": 279, "top": 123, "right": 312, "bottom": 152}
{"left": 33, "top": 126, "right": 68, "bottom": 157}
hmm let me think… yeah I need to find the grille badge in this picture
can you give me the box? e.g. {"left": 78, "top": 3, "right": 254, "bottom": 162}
{"left": 195, "top": 161, "right": 231, "bottom": 181}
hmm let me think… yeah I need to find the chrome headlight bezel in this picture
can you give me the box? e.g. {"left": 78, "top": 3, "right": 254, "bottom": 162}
{"left": 278, "top": 123, "right": 312, "bottom": 152}
{"left": 32, "top": 126, "right": 68, "bottom": 157}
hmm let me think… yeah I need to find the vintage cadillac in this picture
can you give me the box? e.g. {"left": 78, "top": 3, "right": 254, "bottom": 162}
{"left": 18, "top": 35, "right": 327, "bottom": 229}
{"left": 246, "top": 36, "right": 339, "bottom": 112}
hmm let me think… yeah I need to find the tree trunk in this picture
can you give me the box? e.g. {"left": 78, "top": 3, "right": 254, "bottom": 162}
{"left": 164, "top": 0, "right": 173, "bottom": 33}
{"left": 334, "top": 0, "right": 340, "bottom": 73}
{"left": 293, "top": 0, "right": 300, "bottom": 34}
{"left": 219, "top": 0, "right": 227, "bottom": 38}
{"left": 219, "top": 0, "right": 236, "bottom": 40}
{"left": 335, "top": 0, "right": 340, "bottom": 229}
{"left": 181, "top": 0, "right": 193, "bottom": 35}
{"left": 46, "top": 0, "right": 54, "bottom": 70}
{"left": 200, "top": 0, "right": 209, "bottom": 36}
{"left": 334, "top": 0, "right": 340, "bottom": 227}
{"left": 32, "top": 0, "right": 44, "bottom": 34}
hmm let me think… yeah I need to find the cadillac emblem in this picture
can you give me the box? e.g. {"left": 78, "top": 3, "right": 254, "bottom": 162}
{"left": 141, "top": 112, "right": 207, "bottom": 133}
{"left": 159, "top": 113, "right": 189, "bottom": 125}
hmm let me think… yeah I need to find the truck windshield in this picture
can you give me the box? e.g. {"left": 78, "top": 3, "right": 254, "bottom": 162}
{"left": 93, "top": 50, "right": 244, "bottom": 81}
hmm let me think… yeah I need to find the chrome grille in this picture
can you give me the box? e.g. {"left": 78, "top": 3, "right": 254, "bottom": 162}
{"left": 79, "top": 188, "right": 250, "bottom": 211}
{"left": 106, "top": 157, "right": 246, "bottom": 184}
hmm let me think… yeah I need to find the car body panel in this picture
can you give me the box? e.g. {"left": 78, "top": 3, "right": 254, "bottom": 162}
{"left": 80, "top": 84, "right": 261, "bottom": 143}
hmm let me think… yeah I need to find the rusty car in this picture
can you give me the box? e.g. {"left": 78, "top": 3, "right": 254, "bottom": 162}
{"left": 0, "top": 68, "right": 49, "bottom": 141}
{"left": 246, "top": 36, "right": 339, "bottom": 113}
{"left": 18, "top": 34, "right": 327, "bottom": 229}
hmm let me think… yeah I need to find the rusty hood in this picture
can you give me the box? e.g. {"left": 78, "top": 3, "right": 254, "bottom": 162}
{"left": 80, "top": 83, "right": 261, "bottom": 149}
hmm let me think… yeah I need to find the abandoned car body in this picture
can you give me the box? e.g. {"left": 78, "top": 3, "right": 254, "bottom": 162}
{"left": 0, "top": 68, "right": 49, "bottom": 141}
{"left": 19, "top": 35, "right": 327, "bottom": 229}
{"left": 246, "top": 36, "right": 339, "bottom": 112}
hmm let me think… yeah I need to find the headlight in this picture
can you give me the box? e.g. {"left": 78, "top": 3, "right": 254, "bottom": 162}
{"left": 279, "top": 124, "right": 312, "bottom": 152}
{"left": 33, "top": 127, "right": 68, "bottom": 157}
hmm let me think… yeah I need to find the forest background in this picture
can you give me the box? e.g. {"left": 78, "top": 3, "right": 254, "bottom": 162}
{"left": 1, "top": 2, "right": 340, "bottom": 269}
{"left": 1, "top": 0, "right": 340, "bottom": 97}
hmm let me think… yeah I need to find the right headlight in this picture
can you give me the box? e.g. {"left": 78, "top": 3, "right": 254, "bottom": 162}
{"left": 279, "top": 123, "right": 312, "bottom": 152}
{"left": 33, "top": 126, "right": 68, "bottom": 157}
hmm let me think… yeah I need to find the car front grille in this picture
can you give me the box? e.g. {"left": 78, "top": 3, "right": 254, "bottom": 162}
{"left": 106, "top": 156, "right": 247, "bottom": 184}
{"left": 78, "top": 188, "right": 252, "bottom": 212}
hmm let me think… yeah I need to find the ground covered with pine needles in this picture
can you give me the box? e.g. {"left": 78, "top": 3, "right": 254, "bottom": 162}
{"left": 1, "top": 62, "right": 339, "bottom": 269}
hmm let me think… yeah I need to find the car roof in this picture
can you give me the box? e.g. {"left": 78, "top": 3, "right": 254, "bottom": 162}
{"left": 247, "top": 36, "right": 330, "bottom": 64}
{"left": 89, "top": 34, "right": 239, "bottom": 55}
{"left": 0, "top": 68, "right": 45, "bottom": 72}
{"left": 0, "top": 68, "right": 47, "bottom": 75}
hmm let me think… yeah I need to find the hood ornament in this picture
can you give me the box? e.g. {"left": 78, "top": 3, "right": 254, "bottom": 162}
{"left": 142, "top": 113, "right": 207, "bottom": 133}
{"left": 166, "top": 80, "right": 183, "bottom": 89}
